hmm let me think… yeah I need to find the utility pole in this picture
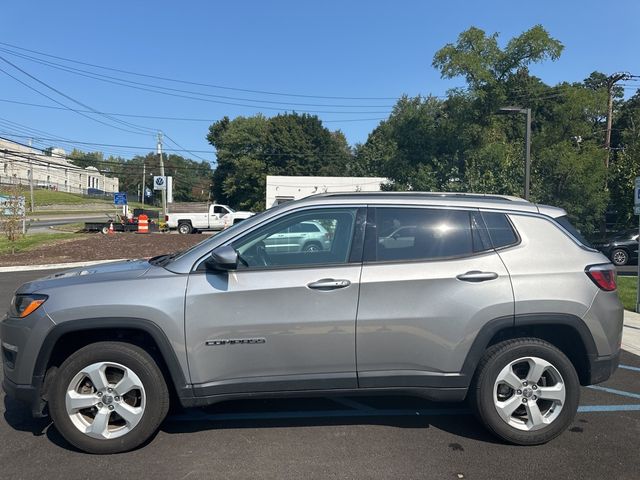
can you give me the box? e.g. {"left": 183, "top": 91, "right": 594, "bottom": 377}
{"left": 604, "top": 72, "right": 630, "bottom": 169}
{"left": 141, "top": 162, "right": 146, "bottom": 206}
{"left": 498, "top": 107, "right": 532, "bottom": 200}
{"left": 28, "top": 138, "right": 35, "bottom": 212}
{"left": 157, "top": 132, "right": 167, "bottom": 216}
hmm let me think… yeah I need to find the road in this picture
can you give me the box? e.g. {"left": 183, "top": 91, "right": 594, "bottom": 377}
{"left": 1, "top": 270, "right": 640, "bottom": 479}
{"left": 27, "top": 214, "right": 108, "bottom": 234}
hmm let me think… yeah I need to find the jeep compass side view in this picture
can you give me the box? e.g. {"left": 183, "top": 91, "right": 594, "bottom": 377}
{"left": 1, "top": 192, "right": 623, "bottom": 454}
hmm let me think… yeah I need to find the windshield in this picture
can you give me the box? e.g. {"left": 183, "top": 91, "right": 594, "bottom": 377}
{"left": 223, "top": 205, "right": 235, "bottom": 213}
{"left": 555, "top": 215, "right": 592, "bottom": 248}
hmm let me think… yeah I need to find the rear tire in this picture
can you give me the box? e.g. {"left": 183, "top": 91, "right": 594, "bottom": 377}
{"left": 48, "top": 342, "right": 169, "bottom": 454}
{"left": 470, "top": 338, "right": 579, "bottom": 445}
{"left": 178, "top": 222, "right": 192, "bottom": 235}
{"left": 611, "top": 248, "right": 629, "bottom": 266}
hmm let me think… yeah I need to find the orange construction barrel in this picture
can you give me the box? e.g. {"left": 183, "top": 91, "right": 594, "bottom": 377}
{"left": 137, "top": 214, "right": 149, "bottom": 234}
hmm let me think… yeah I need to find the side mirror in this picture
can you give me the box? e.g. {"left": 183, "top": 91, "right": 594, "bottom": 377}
{"left": 205, "top": 245, "right": 238, "bottom": 271}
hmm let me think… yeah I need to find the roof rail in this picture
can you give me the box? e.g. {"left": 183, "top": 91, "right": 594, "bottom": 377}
{"left": 316, "top": 191, "right": 527, "bottom": 203}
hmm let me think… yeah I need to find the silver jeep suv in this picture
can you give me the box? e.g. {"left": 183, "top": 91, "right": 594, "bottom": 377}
{"left": 1, "top": 192, "right": 623, "bottom": 453}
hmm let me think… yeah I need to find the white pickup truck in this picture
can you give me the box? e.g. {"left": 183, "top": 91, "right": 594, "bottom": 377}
{"left": 165, "top": 204, "right": 254, "bottom": 234}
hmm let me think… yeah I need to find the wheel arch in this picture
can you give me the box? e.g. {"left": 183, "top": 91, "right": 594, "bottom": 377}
{"left": 35, "top": 318, "right": 192, "bottom": 404}
{"left": 462, "top": 314, "right": 597, "bottom": 386}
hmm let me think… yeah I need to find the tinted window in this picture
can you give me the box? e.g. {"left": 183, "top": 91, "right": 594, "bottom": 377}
{"left": 481, "top": 212, "right": 518, "bottom": 248}
{"left": 291, "top": 222, "right": 321, "bottom": 233}
{"left": 233, "top": 209, "right": 357, "bottom": 268}
{"left": 374, "top": 208, "right": 474, "bottom": 261}
{"left": 555, "top": 215, "right": 592, "bottom": 247}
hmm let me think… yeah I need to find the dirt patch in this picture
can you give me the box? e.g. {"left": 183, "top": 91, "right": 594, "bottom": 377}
{"left": 0, "top": 233, "right": 210, "bottom": 266}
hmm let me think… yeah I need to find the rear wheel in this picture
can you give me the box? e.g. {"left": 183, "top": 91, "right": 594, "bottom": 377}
{"left": 303, "top": 242, "right": 322, "bottom": 253}
{"left": 611, "top": 248, "right": 629, "bottom": 266}
{"left": 177, "top": 222, "right": 192, "bottom": 235}
{"left": 48, "top": 342, "right": 169, "bottom": 454}
{"left": 470, "top": 338, "right": 579, "bottom": 445}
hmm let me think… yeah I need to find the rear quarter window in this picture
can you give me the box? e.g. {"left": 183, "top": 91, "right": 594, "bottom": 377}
{"left": 481, "top": 212, "right": 519, "bottom": 248}
{"left": 554, "top": 215, "right": 592, "bottom": 248}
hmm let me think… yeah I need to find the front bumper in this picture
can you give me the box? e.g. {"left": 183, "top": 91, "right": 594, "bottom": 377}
{"left": 2, "top": 376, "right": 47, "bottom": 417}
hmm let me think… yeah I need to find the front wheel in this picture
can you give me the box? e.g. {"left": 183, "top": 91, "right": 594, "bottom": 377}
{"left": 470, "top": 338, "right": 580, "bottom": 445}
{"left": 48, "top": 342, "right": 169, "bottom": 454}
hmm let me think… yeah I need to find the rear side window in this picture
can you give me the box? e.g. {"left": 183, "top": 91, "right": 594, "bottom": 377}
{"left": 373, "top": 208, "right": 474, "bottom": 261}
{"left": 555, "top": 215, "right": 592, "bottom": 247}
{"left": 481, "top": 212, "right": 519, "bottom": 248}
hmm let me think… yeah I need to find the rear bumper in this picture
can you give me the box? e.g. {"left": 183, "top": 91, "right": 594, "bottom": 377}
{"left": 587, "top": 350, "right": 620, "bottom": 385}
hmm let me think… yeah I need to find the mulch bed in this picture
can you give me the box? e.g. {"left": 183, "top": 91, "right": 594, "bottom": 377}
{"left": 0, "top": 233, "right": 209, "bottom": 266}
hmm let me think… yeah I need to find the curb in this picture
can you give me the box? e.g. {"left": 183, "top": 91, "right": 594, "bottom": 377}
{"left": 0, "top": 259, "right": 128, "bottom": 273}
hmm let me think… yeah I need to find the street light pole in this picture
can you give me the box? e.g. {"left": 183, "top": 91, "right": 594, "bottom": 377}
{"left": 524, "top": 108, "right": 531, "bottom": 201}
{"left": 499, "top": 106, "right": 531, "bottom": 201}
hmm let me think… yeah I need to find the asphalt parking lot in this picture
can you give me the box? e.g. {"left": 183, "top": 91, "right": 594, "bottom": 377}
{"left": 1, "top": 270, "right": 640, "bottom": 479}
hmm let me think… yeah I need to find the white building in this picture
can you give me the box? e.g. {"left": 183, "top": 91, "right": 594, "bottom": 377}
{"left": 0, "top": 137, "right": 119, "bottom": 195}
{"left": 265, "top": 175, "right": 389, "bottom": 209}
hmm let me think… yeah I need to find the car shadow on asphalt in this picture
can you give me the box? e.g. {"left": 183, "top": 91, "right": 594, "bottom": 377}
{"left": 159, "top": 396, "right": 504, "bottom": 445}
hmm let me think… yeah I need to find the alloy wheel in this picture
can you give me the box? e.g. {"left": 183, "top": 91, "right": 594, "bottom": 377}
{"left": 65, "top": 361, "right": 146, "bottom": 440}
{"left": 493, "top": 356, "right": 566, "bottom": 431}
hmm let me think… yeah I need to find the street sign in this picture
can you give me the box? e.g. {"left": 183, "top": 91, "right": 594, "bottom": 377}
{"left": 153, "top": 176, "right": 167, "bottom": 190}
{"left": 145, "top": 187, "right": 153, "bottom": 198}
{"left": 635, "top": 177, "right": 640, "bottom": 209}
{"left": 114, "top": 192, "right": 127, "bottom": 206}
{"left": 0, "top": 195, "right": 25, "bottom": 216}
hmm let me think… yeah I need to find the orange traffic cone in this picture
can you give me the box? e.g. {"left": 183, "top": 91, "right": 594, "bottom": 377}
{"left": 108, "top": 222, "right": 114, "bottom": 235}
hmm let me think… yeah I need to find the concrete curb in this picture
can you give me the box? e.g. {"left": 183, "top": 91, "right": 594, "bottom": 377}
{"left": 623, "top": 310, "right": 640, "bottom": 356}
{"left": 0, "top": 259, "right": 128, "bottom": 273}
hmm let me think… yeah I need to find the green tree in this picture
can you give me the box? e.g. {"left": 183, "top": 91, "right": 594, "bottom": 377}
{"left": 207, "top": 113, "right": 352, "bottom": 210}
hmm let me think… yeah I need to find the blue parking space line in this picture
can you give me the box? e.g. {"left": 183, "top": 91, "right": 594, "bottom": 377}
{"left": 619, "top": 364, "right": 640, "bottom": 373}
{"left": 587, "top": 385, "right": 640, "bottom": 400}
{"left": 578, "top": 404, "right": 640, "bottom": 412}
{"left": 331, "top": 397, "right": 375, "bottom": 411}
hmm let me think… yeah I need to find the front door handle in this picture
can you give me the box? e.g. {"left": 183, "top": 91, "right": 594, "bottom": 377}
{"left": 307, "top": 278, "right": 351, "bottom": 290}
{"left": 456, "top": 271, "right": 498, "bottom": 282}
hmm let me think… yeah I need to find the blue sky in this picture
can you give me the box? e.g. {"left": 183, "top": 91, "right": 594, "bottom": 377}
{"left": 1, "top": 0, "right": 639, "bottom": 164}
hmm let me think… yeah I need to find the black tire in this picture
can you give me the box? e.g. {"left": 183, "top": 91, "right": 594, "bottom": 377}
{"left": 48, "top": 342, "right": 169, "bottom": 454}
{"left": 177, "top": 222, "right": 192, "bottom": 235}
{"left": 302, "top": 241, "right": 322, "bottom": 252}
{"left": 469, "top": 338, "right": 580, "bottom": 445}
{"left": 611, "top": 248, "right": 629, "bottom": 266}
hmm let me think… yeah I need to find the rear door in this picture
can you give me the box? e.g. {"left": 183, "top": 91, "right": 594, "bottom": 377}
{"left": 356, "top": 206, "right": 514, "bottom": 388}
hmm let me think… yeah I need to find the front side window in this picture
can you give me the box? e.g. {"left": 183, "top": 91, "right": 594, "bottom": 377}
{"left": 232, "top": 208, "right": 359, "bottom": 268}
{"left": 372, "top": 208, "right": 474, "bottom": 261}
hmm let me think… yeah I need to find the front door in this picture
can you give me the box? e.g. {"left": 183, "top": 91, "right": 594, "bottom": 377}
{"left": 185, "top": 207, "right": 365, "bottom": 396}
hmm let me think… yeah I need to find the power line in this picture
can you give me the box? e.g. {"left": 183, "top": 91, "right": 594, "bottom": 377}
{"left": 0, "top": 60, "right": 155, "bottom": 137}
{"left": 0, "top": 41, "right": 401, "bottom": 101}
{"left": 0, "top": 47, "right": 395, "bottom": 109}
{"left": 0, "top": 98, "right": 387, "bottom": 123}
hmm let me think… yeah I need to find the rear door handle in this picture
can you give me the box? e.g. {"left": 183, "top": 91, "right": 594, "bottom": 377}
{"left": 307, "top": 278, "right": 351, "bottom": 290}
{"left": 456, "top": 271, "right": 498, "bottom": 282}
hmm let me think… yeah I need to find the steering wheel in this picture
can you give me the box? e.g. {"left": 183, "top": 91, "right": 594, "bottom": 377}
{"left": 255, "top": 241, "right": 269, "bottom": 267}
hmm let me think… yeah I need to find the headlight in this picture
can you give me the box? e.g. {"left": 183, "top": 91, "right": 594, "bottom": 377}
{"left": 9, "top": 294, "right": 48, "bottom": 318}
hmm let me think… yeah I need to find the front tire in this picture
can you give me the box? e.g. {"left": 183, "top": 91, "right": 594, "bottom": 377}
{"left": 48, "top": 342, "right": 169, "bottom": 454}
{"left": 470, "top": 338, "right": 579, "bottom": 445}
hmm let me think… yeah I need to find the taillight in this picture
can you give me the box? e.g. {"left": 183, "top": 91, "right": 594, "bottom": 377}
{"left": 165, "top": 215, "right": 169, "bottom": 222}
{"left": 585, "top": 264, "right": 617, "bottom": 291}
